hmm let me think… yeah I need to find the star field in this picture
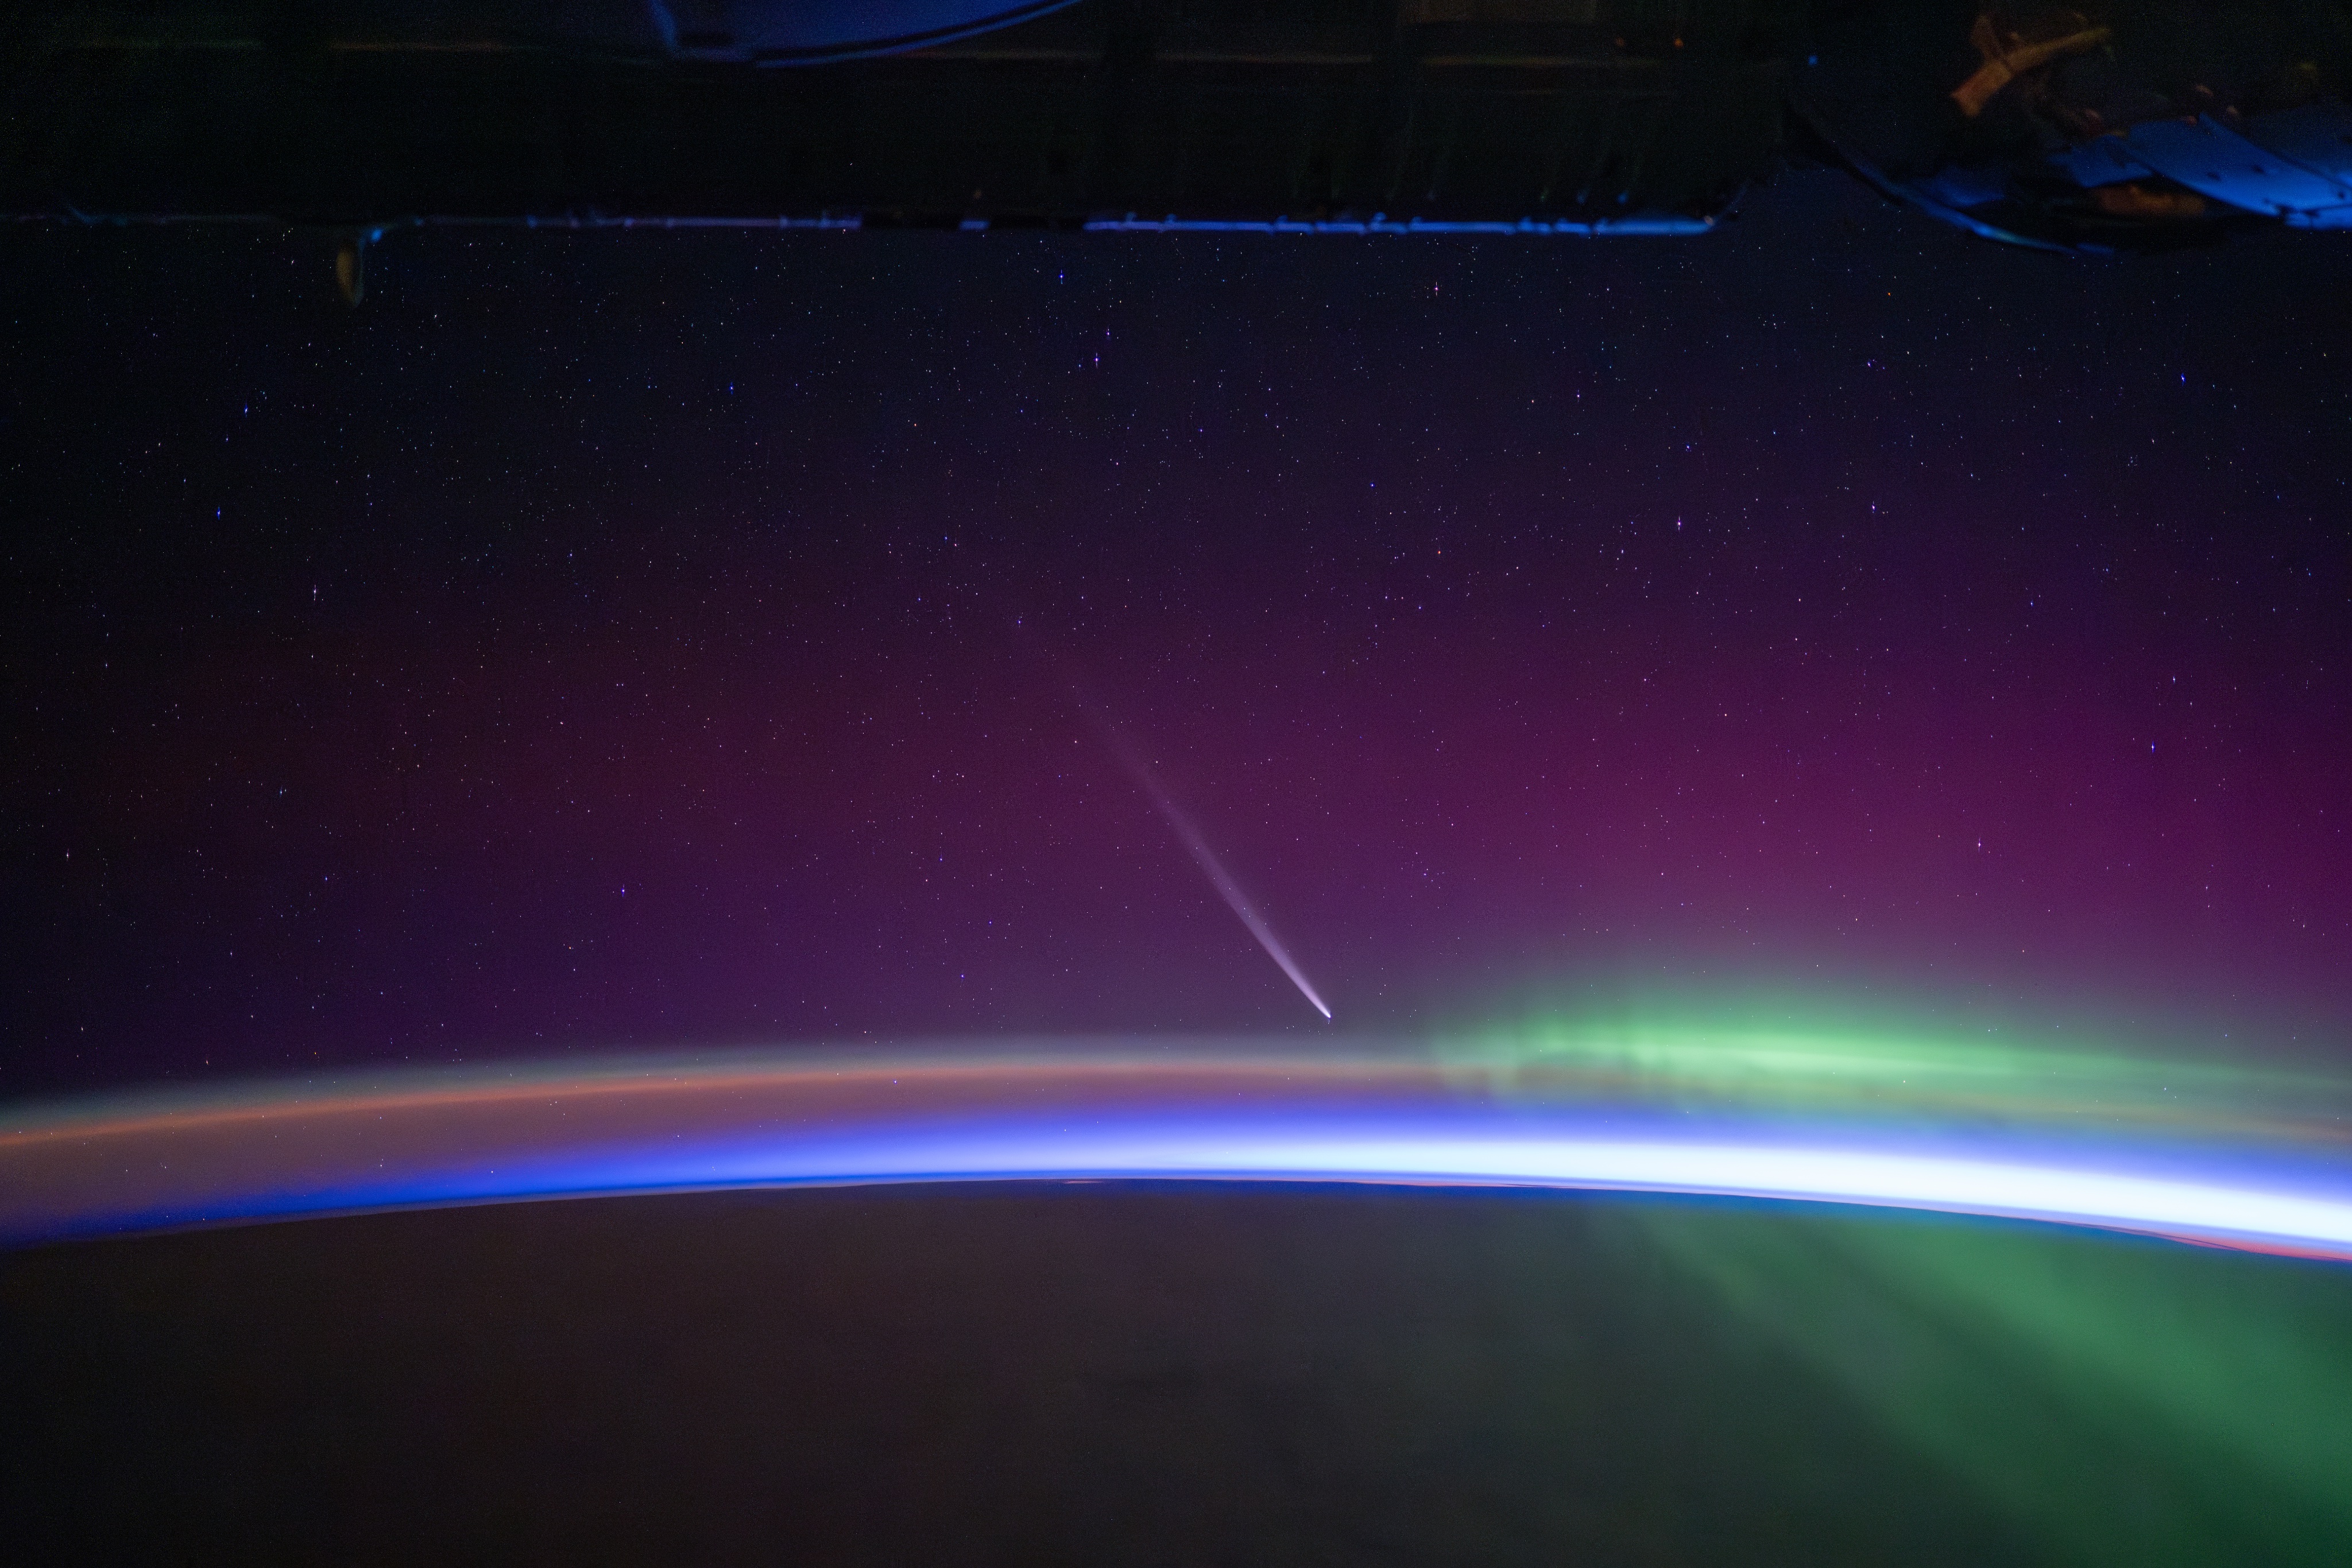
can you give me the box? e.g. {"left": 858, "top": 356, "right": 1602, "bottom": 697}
{"left": 5, "top": 171, "right": 2350, "bottom": 1093}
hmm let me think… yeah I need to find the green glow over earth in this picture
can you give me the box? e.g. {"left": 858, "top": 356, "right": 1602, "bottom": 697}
{"left": 1443, "top": 990, "right": 2352, "bottom": 1144}
{"left": 1640, "top": 1205, "right": 2352, "bottom": 1563}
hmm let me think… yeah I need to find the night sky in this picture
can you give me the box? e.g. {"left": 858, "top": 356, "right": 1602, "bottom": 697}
{"left": 6, "top": 170, "right": 2351, "bottom": 1098}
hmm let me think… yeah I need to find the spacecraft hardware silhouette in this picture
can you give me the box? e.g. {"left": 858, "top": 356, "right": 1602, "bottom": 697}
{"left": 7, "top": 0, "right": 2347, "bottom": 277}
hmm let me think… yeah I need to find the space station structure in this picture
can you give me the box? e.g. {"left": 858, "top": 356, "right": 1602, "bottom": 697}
{"left": 4, "top": 0, "right": 2349, "bottom": 258}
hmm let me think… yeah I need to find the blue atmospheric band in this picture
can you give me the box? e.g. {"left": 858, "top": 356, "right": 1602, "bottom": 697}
{"left": 10, "top": 1081, "right": 2352, "bottom": 1258}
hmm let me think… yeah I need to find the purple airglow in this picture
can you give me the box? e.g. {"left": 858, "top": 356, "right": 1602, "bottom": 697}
{"left": 7, "top": 1054, "right": 2352, "bottom": 1256}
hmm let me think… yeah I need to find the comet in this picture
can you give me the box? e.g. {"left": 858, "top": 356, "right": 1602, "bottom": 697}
{"left": 1096, "top": 722, "right": 1332, "bottom": 1020}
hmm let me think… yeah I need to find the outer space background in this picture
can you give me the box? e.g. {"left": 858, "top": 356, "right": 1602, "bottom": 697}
{"left": 7, "top": 172, "right": 2351, "bottom": 1090}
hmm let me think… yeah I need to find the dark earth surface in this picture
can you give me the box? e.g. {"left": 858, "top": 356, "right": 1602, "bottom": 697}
{"left": 9, "top": 1186, "right": 2349, "bottom": 1564}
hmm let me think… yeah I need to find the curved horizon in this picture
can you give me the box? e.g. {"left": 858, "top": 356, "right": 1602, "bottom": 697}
{"left": 10, "top": 1040, "right": 2352, "bottom": 1259}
